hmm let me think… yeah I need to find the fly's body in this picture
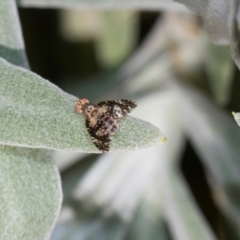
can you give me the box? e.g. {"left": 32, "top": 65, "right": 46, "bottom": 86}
{"left": 76, "top": 98, "right": 137, "bottom": 152}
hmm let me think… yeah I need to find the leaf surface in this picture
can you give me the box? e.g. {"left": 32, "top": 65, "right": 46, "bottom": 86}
{"left": 0, "top": 57, "right": 166, "bottom": 152}
{"left": 0, "top": 147, "right": 62, "bottom": 240}
{"left": 0, "top": 1, "right": 62, "bottom": 239}
{"left": 0, "top": 0, "right": 28, "bottom": 68}
{"left": 205, "top": 41, "right": 234, "bottom": 105}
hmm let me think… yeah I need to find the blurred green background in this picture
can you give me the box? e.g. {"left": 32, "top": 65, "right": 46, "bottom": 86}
{"left": 18, "top": 8, "right": 240, "bottom": 240}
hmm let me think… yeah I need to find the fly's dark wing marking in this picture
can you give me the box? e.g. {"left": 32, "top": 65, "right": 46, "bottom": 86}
{"left": 85, "top": 119, "right": 111, "bottom": 152}
{"left": 97, "top": 99, "right": 137, "bottom": 117}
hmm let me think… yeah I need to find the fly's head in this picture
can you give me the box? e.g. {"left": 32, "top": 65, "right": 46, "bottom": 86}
{"left": 76, "top": 98, "right": 89, "bottom": 113}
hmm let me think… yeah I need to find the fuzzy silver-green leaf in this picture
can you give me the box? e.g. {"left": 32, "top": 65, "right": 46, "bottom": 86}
{"left": 0, "top": 146, "right": 62, "bottom": 240}
{"left": 0, "top": 57, "right": 166, "bottom": 153}
{"left": 0, "top": 0, "right": 29, "bottom": 68}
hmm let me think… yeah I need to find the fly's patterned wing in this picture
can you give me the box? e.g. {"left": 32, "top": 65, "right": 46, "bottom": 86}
{"left": 85, "top": 119, "right": 111, "bottom": 152}
{"left": 82, "top": 99, "right": 137, "bottom": 152}
{"left": 97, "top": 99, "right": 137, "bottom": 119}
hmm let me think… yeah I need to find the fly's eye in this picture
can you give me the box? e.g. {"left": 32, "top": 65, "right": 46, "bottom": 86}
{"left": 86, "top": 106, "right": 94, "bottom": 113}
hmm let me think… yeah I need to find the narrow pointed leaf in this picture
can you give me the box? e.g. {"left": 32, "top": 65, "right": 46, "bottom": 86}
{"left": 0, "top": 57, "right": 166, "bottom": 152}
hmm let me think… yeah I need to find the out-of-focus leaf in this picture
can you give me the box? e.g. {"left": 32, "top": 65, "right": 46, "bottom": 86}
{"left": 17, "top": 0, "right": 189, "bottom": 11}
{"left": 229, "top": 0, "right": 240, "bottom": 69}
{"left": 59, "top": 9, "right": 102, "bottom": 41}
{"left": 205, "top": 40, "right": 234, "bottom": 105}
{"left": 128, "top": 199, "right": 170, "bottom": 240}
{"left": 232, "top": 112, "right": 240, "bottom": 127}
{"left": 0, "top": 0, "right": 28, "bottom": 68}
{"left": 51, "top": 208, "right": 127, "bottom": 240}
{"left": 61, "top": 155, "right": 97, "bottom": 205}
{"left": 0, "top": 57, "right": 166, "bottom": 152}
{"left": 159, "top": 163, "right": 217, "bottom": 240}
{"left": 162, "top": 13, "right": 206, "bottom": 77}
{"left": 52, "top": 150, "right": 87, "bottom": 172}
{"left": 66, "top": 13, "right": 204, "bottom": 100}
{"left": 174, "top": 0, "right": 240, "bottom": 70}
{"left": 65, "top": 15, "right": 170, "bottom": 98}
{"left": 174, "top": 0, "right": 230, "bottom": 45}
{"left": 107, "top": 53, "right": 172, "bottom": 100}
{"left": 174, "top": 81, "right": 240, "bottom": 238}
{"left": 0, "top": 146, "right": 62, "bottom": 240}
{"left": 96, "top": 11, "right": 138, "bottom": 68}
